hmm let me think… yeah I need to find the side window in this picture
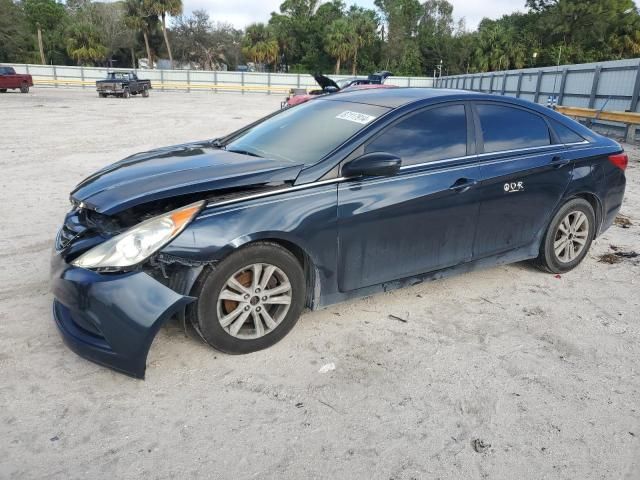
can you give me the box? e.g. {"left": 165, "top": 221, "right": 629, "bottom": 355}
{"left": 365, "top": 104, "right": 467, "bottom": 166}
{"left": 549, "top": 119, "right": 586, "bottom": 144}
{"left": 477, "top": 104, "right": 550, "bottom": 153}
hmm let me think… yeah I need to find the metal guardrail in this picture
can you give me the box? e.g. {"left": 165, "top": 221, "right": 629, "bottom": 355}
{"left": 556, "top": 106, "right": 640, "bottom": 142}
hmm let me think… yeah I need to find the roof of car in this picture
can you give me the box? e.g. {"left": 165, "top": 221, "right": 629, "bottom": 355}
{"left": 323, "top": 87, "right": 476, "bottom": 108}
{"left": 320, "top": 86, "right": 602, "bottom": 144}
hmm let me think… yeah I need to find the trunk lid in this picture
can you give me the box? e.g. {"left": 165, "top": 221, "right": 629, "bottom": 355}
{"left": 313, "top": 74, "right": 340, "bottom": 91}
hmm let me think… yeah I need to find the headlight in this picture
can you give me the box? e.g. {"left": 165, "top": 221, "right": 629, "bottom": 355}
{"left": 72, "top": 201, "right": 204, "bottom": 269}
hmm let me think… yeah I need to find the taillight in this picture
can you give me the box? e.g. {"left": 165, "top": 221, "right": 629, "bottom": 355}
{"left": 608, "top": 153, "right": 628, "bottom": 171}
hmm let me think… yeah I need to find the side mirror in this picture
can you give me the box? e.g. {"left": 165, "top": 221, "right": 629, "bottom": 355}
{"left": 342, "top": 152, "right": 402, "bottom": 178}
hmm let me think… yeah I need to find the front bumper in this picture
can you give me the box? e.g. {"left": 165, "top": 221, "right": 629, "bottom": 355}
{"left": 50, "top": 252, "right": 194, "bottom": 378}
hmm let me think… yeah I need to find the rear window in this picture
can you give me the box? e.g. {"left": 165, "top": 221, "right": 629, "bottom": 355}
{"left": 550, "top": 119, "right": 585, "bottom": 144}
{"left": 477, "top": 104, "right": 551, "bottom": 153}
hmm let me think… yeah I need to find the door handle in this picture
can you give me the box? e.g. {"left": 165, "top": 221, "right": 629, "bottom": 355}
{"left": 449, "top": 178, "right": 478, "bottom": 193}
{"left": 551, "top": 155, "right": 570, "bottom": 167}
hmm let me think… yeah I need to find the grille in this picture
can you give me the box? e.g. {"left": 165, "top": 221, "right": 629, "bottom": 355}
{"left": 56, "top": 224, "right": 77, "bottom": 251}
{"left": 55, "top": 208, "right": 88, "bottom": 251}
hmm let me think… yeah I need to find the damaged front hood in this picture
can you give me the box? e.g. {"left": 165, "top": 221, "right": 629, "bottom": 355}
{"left": 71, "top": 141, "right": 304, "bottom": 214}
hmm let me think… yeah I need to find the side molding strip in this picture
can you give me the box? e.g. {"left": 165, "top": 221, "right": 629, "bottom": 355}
{"left": 205, "top": 177, "right": 347, "bottom": 209}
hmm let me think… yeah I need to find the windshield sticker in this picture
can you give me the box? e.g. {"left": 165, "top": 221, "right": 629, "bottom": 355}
{"left": 336, "top": 111, "right": 377, "bottom": 125}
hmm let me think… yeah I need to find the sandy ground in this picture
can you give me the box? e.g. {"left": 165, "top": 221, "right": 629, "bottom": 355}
{"left": 1, "top": 88, "right": 639, "bottom": 480}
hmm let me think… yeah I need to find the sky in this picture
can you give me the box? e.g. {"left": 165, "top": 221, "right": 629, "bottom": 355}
{"left": 183, "top": 0, "right": 525, "bottom": 31}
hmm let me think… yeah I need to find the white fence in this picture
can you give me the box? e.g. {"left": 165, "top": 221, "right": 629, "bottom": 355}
{"left": 3, "top": 64, "right": 434, "bottom": 94}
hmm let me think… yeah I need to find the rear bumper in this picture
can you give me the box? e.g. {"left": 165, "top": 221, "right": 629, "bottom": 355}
{"left": 50, "top": 252, "right": 194, "bottom": 378}
{"left": 600, "top": 169, "right": 626, "bottom": 234}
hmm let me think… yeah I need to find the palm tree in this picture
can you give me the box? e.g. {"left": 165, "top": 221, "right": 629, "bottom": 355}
{"left": 242, "top": 23, "right": 279, "bottom": 71}
{"left": 124, "top": 0, "right": 156, "bottom": 68}
{"left": 325, "top": 18, "right": 354, "bottom": 74}
{"left": 65, "top": 23, "right": 107, "bottom": 65}
{"left": 148, "top": 0, "right": 182, "bottom": 69}
{"left": 347, "top": 7, "right": 378, "bottom": 75}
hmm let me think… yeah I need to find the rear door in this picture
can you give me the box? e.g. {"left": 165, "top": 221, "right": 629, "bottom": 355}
{"left": 337, "top": 103, "right": 483, "bottom": 292}
{"left": 471, "top": 102, "right": 573, "bottom": 259}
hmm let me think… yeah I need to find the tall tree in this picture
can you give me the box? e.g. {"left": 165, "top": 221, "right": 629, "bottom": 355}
{"left": 124, "top": 0, "right": 157, "bottom": 68}
{"left": 0, "top": 0, "right": 34, "bottom": 63}
{"left": 23, "top": 0, "right": 67, "bottom": 64}
{"left": 65, "top": 22, "right": 107, "bottom": 65}
{"left": 324, "top": 17, "right": 353, "bottom": 74}
{"left": 374, "top": 0, "right": 422, "bottom": 73}
{"left": 347, "top": 6, "right": 378, "bottom": 75}
{"left": 148, "top": 0, "right": 182, "bottom": 68}
{"left": 418, "top": 0, "right": 455, "bottom": 72}
{"left": 88, "top": 2, "right": 136, "bottom": 65}
{"left": 172, "top": 12, "right": 240, "bottom": 70}
{"left": 242, "top": 23, "right": 279, "bottom": 70}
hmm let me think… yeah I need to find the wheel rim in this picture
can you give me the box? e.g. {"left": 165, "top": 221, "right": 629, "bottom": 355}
{"left": 554, "top": 210, "right": 589, "bottom": 263}
{"left": 217, "top": 263, "right": 292, "bottom": 339}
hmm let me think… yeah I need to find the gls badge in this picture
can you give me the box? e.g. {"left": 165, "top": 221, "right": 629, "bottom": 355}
{"left": 504, "top": 181, "right": 524, "bottom": 193}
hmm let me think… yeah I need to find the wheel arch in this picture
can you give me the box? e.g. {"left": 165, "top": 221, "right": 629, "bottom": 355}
{"left": 533, "top": 190, "right": 604, "bottom": 258}
{"left": 565, "top": 191, "right": 604, "bottom": 236}
{"left": 199, "top": 233, "right": 322, "bottom": 309}
{"left": 255, "top": 237, "right": 319, "bottom": 309}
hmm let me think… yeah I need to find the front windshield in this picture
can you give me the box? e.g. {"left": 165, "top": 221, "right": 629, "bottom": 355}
{"left": 224, "top": 99, "right": 389, "bottom": 167}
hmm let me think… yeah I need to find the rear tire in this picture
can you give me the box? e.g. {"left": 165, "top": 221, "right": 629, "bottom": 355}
{"left": 533, "top": 198, "right": 595, "bottom": 274}
{"left": 187, "top": 242, "right": 306, "bottom": 354}
{"left": 0, "top": 89, "right": 7, "bottom": 93}
{"left": 98, "top": 93, "right": 107, "bottom": 98}
{"left": 20, "top": 83, "right": 29, "bottom": 93}
{"left": 122, "top": 88, "right": 130, "bottom": 98}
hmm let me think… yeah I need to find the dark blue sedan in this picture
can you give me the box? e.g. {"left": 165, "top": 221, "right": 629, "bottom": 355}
{"left": 51, "top": 88, "right": 628, "bottom": 378}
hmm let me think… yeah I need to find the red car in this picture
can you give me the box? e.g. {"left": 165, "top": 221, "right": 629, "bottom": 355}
{"left": 282, "top": 72, "right": 394, "bottom": 108}
{"left": 0, "top": 66, "right": 33, "bottom": 93}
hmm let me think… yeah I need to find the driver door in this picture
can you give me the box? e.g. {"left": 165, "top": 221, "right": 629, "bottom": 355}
{"left": 0, "top": 68, "right": 9, "bottom": 89}
{"left": 128, "top": 74, "right": 138, "bottom": 92}
{"left": 337, "top": 103, "right": 483, "bottom": 292}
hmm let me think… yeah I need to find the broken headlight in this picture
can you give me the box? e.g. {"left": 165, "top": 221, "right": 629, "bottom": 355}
{"left": 72, "top": 201, "right": 204, "bottom": 269}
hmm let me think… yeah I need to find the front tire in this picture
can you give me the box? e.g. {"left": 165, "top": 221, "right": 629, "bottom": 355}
{"left": 122, "top": 88, "right": 130, "bottom": 98}
{"left": 142, "top": 86, "right": 149, "bottom": 97}
{"left": 533, "top": 198, "right": 595, "bottom": 273}
{"left": 20, "top": 83, "right": 29, "bottom": 93}
{"left": 188, "top": 242, "right": 306, "bottom": 354}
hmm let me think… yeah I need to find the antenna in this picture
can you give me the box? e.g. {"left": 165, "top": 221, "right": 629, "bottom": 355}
{"left": 550, "top": 40, "right": 564, "bottom": 108}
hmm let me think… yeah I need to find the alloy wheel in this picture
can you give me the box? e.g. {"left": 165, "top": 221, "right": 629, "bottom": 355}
{"left": 553, "top": 210, "right": 589, "bottom": 263}
{"left": 216, "top": 263, "right": 293, "bottom": 339}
